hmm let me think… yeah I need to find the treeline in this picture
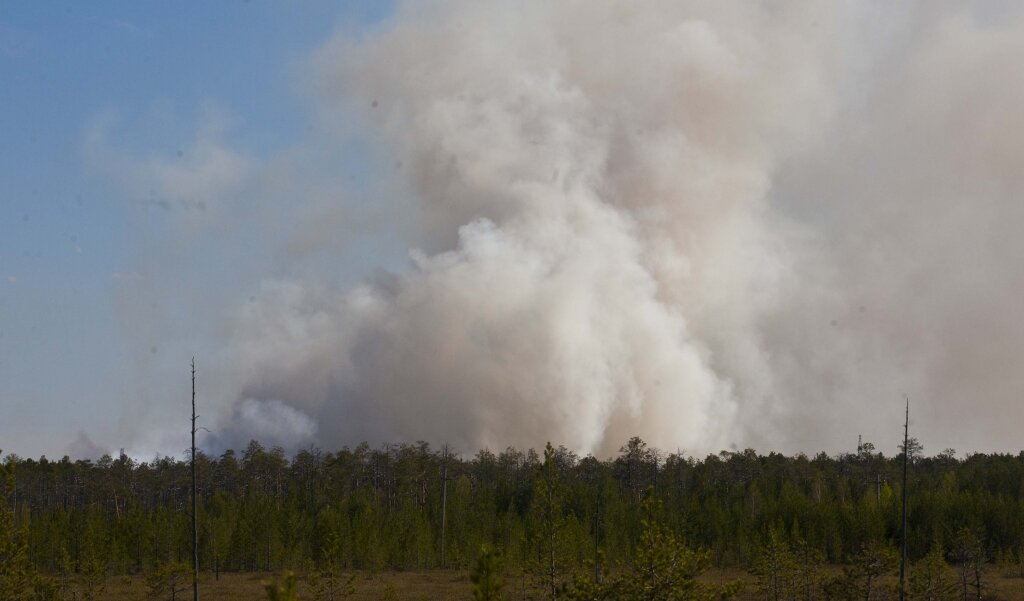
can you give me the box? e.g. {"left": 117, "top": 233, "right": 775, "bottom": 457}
{"left": 2, "top": 437, "right": 1023, "bottom": 581}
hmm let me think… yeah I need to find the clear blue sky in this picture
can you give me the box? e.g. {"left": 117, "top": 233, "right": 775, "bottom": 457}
{"left": 0, "top": 1, "right": 394, "bottom": 459}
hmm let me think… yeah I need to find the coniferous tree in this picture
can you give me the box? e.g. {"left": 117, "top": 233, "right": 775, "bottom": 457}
{"left": 567, "top": 490, "right": 739, "bottom": 601}
{"left": 0, "top": 455, "right": 36, "bottom": 599}
{"left": 908, "top": 544, "right": 957, "bottom": 601}
{"left": 308, "top": 530, "right": 356, "bottom": 601}
{"left": 622, "top": 491, "right": 740, "bottom": 601}
{"left": 829, "top": 542, "right": 898, "bottom": 601}
{"left": 264, "top": 571, "right": 300, "bottom": 601}
{"left": 471, "top": 545, "right": 506, "bottom": 601}
{"left": 4, "top": 438, "right": 1024, "bottom": 592}
{"left": 0, "top": 454, "right": 59, "bottom": 601}
{"left": 146, "top": 561, "right": 190, "bottom": 601}
{"left": 752, "top": 528, "right": 797, "bottom": 601}
{"left": 791, "top": 534, "right": 827, "bottom": 601}
{"left": 951, "top": 528, "right": 985, "bottom": 601}
{"left": 529, "top": 442, "right": 572, "bottom": 601}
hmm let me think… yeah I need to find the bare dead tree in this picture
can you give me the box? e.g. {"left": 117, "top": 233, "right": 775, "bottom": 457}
{"left": 191, "top": 358, "right": 199, "bottom": 601}
{"left": 441, "top": 443, "right": 449, "bottom": 569}
{"left": 899, "top": 397, "right": 909, "bottom": 601}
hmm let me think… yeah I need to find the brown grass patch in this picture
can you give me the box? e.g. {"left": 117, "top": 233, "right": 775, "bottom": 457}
{"left": 78, "top": 567, "right": 1024, "bottom": 600}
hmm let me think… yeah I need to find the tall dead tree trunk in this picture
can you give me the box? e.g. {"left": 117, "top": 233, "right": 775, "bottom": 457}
{"left": 441, "top": 443, "right": 448, "bottom": 569}
{"left": 899, "top": 397, "right": 909, "bottom": 601}
{"left": 191, "top": 358, "right": 199, "bottom": 601}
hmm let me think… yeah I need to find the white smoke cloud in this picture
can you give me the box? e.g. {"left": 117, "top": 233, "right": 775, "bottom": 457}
{"left": 222, "top": 398, "right": 318, "bottom": 451}
{"left": 100, "top": 1, "right": 1024, "bottom": 457}
{"left": 224, "top": 1, "right": 849, "bottom": 455}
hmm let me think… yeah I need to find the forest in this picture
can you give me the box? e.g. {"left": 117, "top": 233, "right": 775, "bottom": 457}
{"left": 2, "top": 437, "right": 1024, "bottom": 600}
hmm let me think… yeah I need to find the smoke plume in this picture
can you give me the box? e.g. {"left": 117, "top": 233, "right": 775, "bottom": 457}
{"left": 105, "top": 1, "right": 1024, "bottom": 457}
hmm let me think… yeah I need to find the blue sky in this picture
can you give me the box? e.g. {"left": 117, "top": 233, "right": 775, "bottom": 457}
{"left": 0, "top": 1, "right": 394, "bottom": 459}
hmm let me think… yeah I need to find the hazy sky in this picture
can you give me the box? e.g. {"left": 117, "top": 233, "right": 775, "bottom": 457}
{"left": 0, "top": 1, "right": 394, "bottom": 459}
{"left": 3, "top": 1, "right": 1024, "bottom": 461}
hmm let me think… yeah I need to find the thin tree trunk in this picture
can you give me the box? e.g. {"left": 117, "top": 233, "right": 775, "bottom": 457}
{"left": 191, "top": 358, "right": 199, "bottom": 601}
{"left": 441, "top": 444, "right": 448, "bottom": 569}
{"left": 973, "top": 558, "right": 982, "bottom": 601}
{"left": 899, "top": 397, "right": 909, "bottom": 601}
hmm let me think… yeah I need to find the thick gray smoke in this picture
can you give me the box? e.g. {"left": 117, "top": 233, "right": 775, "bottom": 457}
{"left": 103, "top": 1, "right": 1024, "bottom": 458}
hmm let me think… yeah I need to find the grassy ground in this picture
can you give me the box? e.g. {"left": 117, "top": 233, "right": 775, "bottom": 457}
{"left": 84, "top": 567, "right": 1024, "bottom": 600}
{"left": 94, "top": 570, "right": 474, "bottom": 601}
{"left": 92, "top": 569, "right": 735, "bottom": 601}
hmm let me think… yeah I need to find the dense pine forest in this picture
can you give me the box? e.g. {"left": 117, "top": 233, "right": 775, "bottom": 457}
{"left": 3, "top": 437, "right": 1024, "bottom": 599}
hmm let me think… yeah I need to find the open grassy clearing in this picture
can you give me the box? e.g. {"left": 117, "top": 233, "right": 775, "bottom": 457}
{"left": 79, "top": 567, "right": 1024, "bottom": 601}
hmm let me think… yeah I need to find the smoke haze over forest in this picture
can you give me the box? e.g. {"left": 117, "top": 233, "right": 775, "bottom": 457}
{"left": 4, "top": 1, "right": 1024, "bottom": 460}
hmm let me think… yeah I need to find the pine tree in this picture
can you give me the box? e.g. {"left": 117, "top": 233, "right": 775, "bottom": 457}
{"left": 829, "top": 542, "right": 898, "bottom": 601}
{"left": 309, "top": 531, "right": 356, "bottom": 601}
{"left": 790, "top": 534, "right": 826, "bottom": 601}
{"left": 0, "top": 455, "right": 34, "bottom": 598}
{"left": 264, "top": 571, "right": 300, "bottom": 601}
{"left": 908, "top": 545, "right": 956, "bottom": 601}
{"left": 951, "top": 528, "right": 985, "bottom": 601}
{"left": 619, "top": 491, "right": 739, "bottom": 601}
{"left": 77, "top": 510, "right": 109, "bottom": 601}
{"left": 751, "top": 528, "right": 797, "bottom": 601}
{"left": 146, "top": 561, "right": 190, "bottom": 601}
{"left": 529, "top": 443, "right": 572, "bottom": 601}
{"left": 0, "top": 453, "right": 59, "bottom": 601}
{"left": 566, "top": 490, "right": 739, "bottom": 601}
{"left": 471, "top": 545, "right": 506, "bottom": 601}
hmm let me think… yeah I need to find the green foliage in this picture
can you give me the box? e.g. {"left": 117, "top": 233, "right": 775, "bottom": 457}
{"left": 566, "top": 490, "right": 739, "bottom": 601}
{"left": 528, "top": 442, "right": 575, "bottom": 600}
{"left": 0, "top": 473, "right": 33, "bottom": 598}
{"left": 471, "top": 545, "right": 506, "bottom": 601}
{"left": 77, "top": 533, "right": 108, "bottom": 601}
{"left": 621, "top": 492, "right": 739, "bottom": 601}
{"left": 751, "top": 528, "right": 825, "bottom": 601}
{"left": 908, "top": 544, "right": 957, "bottom": 601}
{"left": 265, "top": 570, "right": 300, "bottom": 601}
{"left": 950, "top": 527, "right": 986, "bottom": 601}
{"left": 306, "top": 532, "right": 357, "bottom": 601}
{"left": 751, "top": 528, "right": 798, "bottom": 601}
{"left": 145, "top": 561, "right": 190, "bottom": 601}
{"left": 29, "top": 575, "right": 61, "bottom": 601}
{"left": 0, "top": 453, "right": 60, "bottom": 601}
{"left": 789, "top": 538, "right": 826, "bottom": 601}
{"left": 828, "top": 542, "right": 898, "bottom": 601}
{"left": 4, "top": 438, "right": 1024, "bottom": 596}
{"left": 382, "top": 580, "right": 398, "bottom": 601}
